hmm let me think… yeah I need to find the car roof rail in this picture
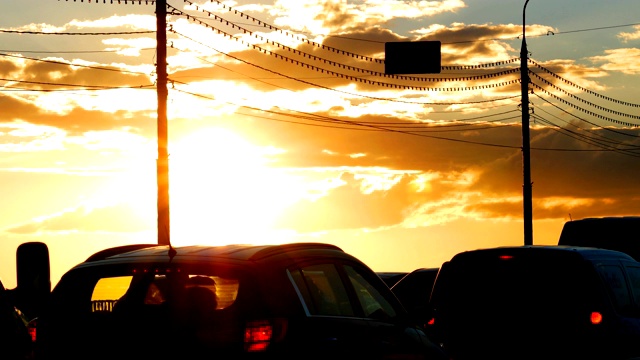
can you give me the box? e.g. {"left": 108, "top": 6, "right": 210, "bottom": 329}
{"left": 250, "top": 242, "right": 343, "bottom": 261}
{"left": 85, "top": 244, "right": 163, "bottom": 262}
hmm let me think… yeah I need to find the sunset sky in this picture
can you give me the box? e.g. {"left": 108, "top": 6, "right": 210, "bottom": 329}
{"left": 1, "top": 0, "right": 639, "bottom": 288}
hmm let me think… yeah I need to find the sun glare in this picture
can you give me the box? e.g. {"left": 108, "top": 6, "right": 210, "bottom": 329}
{"left": 168, "top": 127, "right": 302, "bottom": 246}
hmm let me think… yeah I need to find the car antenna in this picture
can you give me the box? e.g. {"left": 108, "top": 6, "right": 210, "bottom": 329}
{"left": 163, "top": 224, "right": 177, "bottom": 261}
{"left": 168, "top": 243, "right": 177, "bottom": 262}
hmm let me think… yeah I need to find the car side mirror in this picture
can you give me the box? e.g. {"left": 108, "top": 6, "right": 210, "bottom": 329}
{"left": 16, "top": 242, "right": 51, "bottom": 319}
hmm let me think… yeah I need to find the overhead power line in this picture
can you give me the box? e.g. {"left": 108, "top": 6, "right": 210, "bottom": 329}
{"left": 0, "top": 53, "right": 150, "bottom": 76}
{"left": 530, "top": 71, "right": 640, "bottom": 121}
{"left": 531, "top": 82, "right": 640, "bottom": 128}
{"left": 0, "top": 48, "right": 155, "bottom": 54}
{"left": 57, "top": 0, "right": 155, "bottom": 4}
{"left": 171, "top": 30, "right": 519, "bottom": 106}
{"left": 171, "top": 3, "right": 519, "bottom": 79}
{"left": 170, "top": 27, "right": 520, "bottom": 92}
{"left": 0, "top": 77, "right": 153, "bottom": 90}
{"left": 0, "top": 29, "right": 154, "bottom": 35}
{"left": 532, "top": 114, "right": 640, "bottom": 158}
{"left": 6, "top": 0, "right": 637, "bottom": 156}
{"left": 532, "top": 93, "right": 640, "bottom": 138}
{"left": 532, "top": 99, "right": 640, "bottom": 146}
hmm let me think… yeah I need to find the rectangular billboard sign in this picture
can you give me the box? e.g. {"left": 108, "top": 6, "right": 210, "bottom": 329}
{"left": 385, "top": 41, "right": 441, "bottom": 74}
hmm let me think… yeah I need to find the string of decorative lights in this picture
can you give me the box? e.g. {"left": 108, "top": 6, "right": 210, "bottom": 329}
{"left": 529, "top": 58, "right": 640, "bottom": 108}
{"left": 530, "top": 82, "right": 640, "bottom": 127}
{"left": 178, "top": 0, "right": 518, "bottom": 72}
{"left": 168, "top": 4, "right": 519, "bottom": 85}
{"left": 183, "top": 48, "right": 521, "bottom": 108}
{"left": 183, "top": 0, "right": 383, "bottom": 65}
{"left": 530, "top": 71, "right": 640, "bottom": 121}
{"left": 531, "top": 97, "right": 640, "bottom": 146}
{"left": 171, "top": 29, "right": 520, "bottom": 94}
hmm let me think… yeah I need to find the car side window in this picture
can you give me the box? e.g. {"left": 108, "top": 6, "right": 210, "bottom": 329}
{"left": 624, "top": 264, "right": 640, "bottom": 313}
{"left": 289, "top": 264, "right": 354, "bottom": 317}
{"left": 345, "top": 265, "right": 397, "bottom": 320}
{"left": 598, "top": 264, "right": 633, "bottom": 315}
{"left": 91, "top": 276, "right": 133, "bottom": 312}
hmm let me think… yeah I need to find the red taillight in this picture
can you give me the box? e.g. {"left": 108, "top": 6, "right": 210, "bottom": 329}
{"left": 427, "top": 317, "right": 435, "bottom": 325}
{"left": 244, "top": 320, "right": 273, "bottom": 352}
{"left": 27, "top": 318, "right": 37, "bottom": 343}
{"left": 499, "top": 255, "right": 514, "bottom": 260}
{"left": 590, "top": 311, "right": 603, "bottom": 325}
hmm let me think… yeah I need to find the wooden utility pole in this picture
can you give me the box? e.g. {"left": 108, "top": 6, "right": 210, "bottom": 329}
{"left": 156, "top": 0, "right": 170, "bottom": 245}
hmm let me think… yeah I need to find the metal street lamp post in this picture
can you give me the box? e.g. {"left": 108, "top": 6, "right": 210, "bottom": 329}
{"left": 521, "top": 0, "right": 533, "bottom": 245}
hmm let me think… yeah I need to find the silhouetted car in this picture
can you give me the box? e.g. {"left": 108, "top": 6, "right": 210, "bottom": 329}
{"left": 389, "top": 268, "right": 439, "bottom": 323}
{"left": 427, "top": 245, "right": 640, "bottom": 360}
{"left": 558, "top": 216, "right": 640, "bottom": 260}
{"left": 31, "top": 242, "right": 446, "bottom": 360}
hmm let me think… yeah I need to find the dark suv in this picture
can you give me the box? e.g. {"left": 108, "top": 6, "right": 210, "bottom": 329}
{"left": 30, "top": 242, "right": 445, "bottom": 360}
{"left": 558, "top": 216, "right": 640, "bottom": 260}
{"left": 427, "top": 246, "right": 640, "bottom": 360}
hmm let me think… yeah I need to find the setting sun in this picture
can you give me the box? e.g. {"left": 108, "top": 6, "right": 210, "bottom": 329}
{"left": 168, "top": 127, "right": 303, "bottom": 246}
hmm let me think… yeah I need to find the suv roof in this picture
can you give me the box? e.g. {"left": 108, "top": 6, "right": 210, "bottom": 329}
{"left": 450, "top": 244, "right": 636, "bottom": 261}
{"left": 82, "top": 242, "right": 344, "bottom": 263}
{"left": 558, "top": 216, "right": 640, "bottom": 260}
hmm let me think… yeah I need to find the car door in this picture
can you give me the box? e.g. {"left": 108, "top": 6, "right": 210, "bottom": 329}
{"left": 615, "top": 260, "right": 640, "bottom": 357}
{"left": 342, "top": 264, "right": 445, "bottom": 360}
{"left": 288, "top": 262, "right": 371, "bottom": 358}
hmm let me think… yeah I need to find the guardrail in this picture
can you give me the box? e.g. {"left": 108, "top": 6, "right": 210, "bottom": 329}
{"left": 91, "top": 300, "right": 117, "bottom": 312}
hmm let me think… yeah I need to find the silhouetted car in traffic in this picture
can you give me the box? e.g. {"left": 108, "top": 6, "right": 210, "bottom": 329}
{"left": 426, "top": 245, "right": 640, "bottom": 360}
{"left": 26, "top": 242, "right": 446, "bottom": 360}
{"left": 389, "top": 268, "right": 439, "bottom": 324}
{"left": 558, "top": 216, "right": 640, "bottom": 260}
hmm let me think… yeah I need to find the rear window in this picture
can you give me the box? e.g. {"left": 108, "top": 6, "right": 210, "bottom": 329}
{"left": 90, "top": 273, "right": 240, "bottom": 313}
{"left": 53, "top": 263, "right": 245, "bottom": 327}
{"left": 596, "top": 264, "right": 632, "bottom": 314}
{"left": 46, "top": 263, "right": 253, "bottom": 358}
{"left": 433, "top": 252, "right": 597, "bottom": 317}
